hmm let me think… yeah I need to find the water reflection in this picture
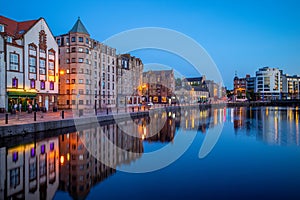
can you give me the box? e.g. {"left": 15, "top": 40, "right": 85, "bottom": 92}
{"left": 0, "top": 137, "right": 59, "bottom": 199}
{"left": 1, "top": 107, "right": 299, "bottom": 199}
{"left": 230, "top": 107, "right": 300, "bottom": 145}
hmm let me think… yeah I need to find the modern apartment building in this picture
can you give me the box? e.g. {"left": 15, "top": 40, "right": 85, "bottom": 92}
{"left": 142, "top": 70, "right": 175, "bottom": 104}
{"left": 55, "top": 18, "right": 117, "bottom": 111}
{"left": 116, "top": 54, "right": 143, "bottom": 107}
{"left": 0, "top": 15, "right": 59, "bottom": 112}
{"left": 255, "top": 67, "right": 282, "bottom": 100}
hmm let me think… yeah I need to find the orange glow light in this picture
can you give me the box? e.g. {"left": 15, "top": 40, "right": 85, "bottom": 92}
{"left": 60, "top": 155, "right": 64, "bottom": 164}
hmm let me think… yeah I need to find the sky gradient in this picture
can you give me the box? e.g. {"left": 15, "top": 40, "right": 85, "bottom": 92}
{"left": 1, "top": 0, "right": 300, "bottom": 88}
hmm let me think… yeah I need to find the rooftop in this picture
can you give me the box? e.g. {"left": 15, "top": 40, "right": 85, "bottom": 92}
{"left": 69, "top": 17, "right": 89, "bottom": 35}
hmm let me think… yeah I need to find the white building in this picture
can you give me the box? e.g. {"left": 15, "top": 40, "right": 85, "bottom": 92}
{"left": 255, "top": 67, "right": 282, "bottom": 100}
{"left": 0, "top": 15, "right": 59, "bottom": 112}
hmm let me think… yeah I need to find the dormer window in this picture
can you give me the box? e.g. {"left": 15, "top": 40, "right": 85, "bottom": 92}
{"left": 0, "top": 24, "right": 4, "bottom": 32}
{"left": 7, "top": 36, "right": 12, "bottom": 43}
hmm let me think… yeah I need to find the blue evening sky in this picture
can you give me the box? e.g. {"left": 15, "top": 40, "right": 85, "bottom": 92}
{"left": 1, "top": 0, "right": 300, "bottom": 89}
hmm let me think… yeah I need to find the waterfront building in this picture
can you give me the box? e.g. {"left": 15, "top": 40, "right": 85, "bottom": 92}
{"left": 142, "top": 70, "right": 175, "bottom": 104}
{"left": 255, "top": 67, "right": 282, "bottom": 100}
{"left": 0, "top": 15, "right": 59, "bottom": 112}
{"left": 55, "top": 18, "right": 117, "bottom": 111}
{"left": 283, "top": 75, "right": 300, "bottom": 100}
{"left": 116, "top": 54, "right": 143, "bottom": 107}
{"left": 233, "top": 74, "right": 247, "bottom": 100}
{"left": 176, "top": 76, "right": 209, "bottom": 103}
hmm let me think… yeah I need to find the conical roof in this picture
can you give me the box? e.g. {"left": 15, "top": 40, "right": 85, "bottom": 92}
{"left": 69, "top": 17, "right": 89, "bottom": 35}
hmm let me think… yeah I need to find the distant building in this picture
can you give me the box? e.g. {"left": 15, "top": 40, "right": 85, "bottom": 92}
{"left": 116, "top": 54, "right": 143, "bottom": 107}
{"left": 0, "top": 15, "right": 59, "bottom": 112}
{"left": 55, "top": 18, "right": 117, "bottom": 111}
{"left": 142, "top": 70, "right": 175, "bottom": 104}
{"left": 178, "top": 76, "right": 209, "bottom": 103}
{"left": 233, "top": 74, "right": 247, "bottom": 100}
{"left": 282, "top": 74, "right": 300, "bottom": 100}
{"left": 255, "top": 67, "right": 282, "bottom": 100}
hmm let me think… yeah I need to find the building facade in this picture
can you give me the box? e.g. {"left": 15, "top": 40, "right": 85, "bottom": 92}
{"left": 255, "top": 67, "right": 282, "bottom": 100}
{"left": 116, "top": 54, "right": 143, "bottom": 107}
{"left": 55, "top": 18, "right": 117, "bottom": 111}
{"left": 0, "top": 16, "right": 59, "bottom": 112}
{"left": 142, "top": 70, "right": 175, "bottom": 104}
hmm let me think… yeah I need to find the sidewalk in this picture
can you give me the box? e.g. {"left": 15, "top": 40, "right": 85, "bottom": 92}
{"left": 0, "top": 105, "right": 152, "bottom": 127}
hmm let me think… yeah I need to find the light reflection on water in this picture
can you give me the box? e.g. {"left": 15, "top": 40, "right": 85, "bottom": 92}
{"left": 0, "top": 106, "right": 299, "bottom": 200}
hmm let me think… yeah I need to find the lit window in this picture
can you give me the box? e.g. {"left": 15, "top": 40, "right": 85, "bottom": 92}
{"left": 50, "top": 82, "right": 54, "bottom": 90}
{"left": 12, "top": 77, "right": 18, "bottom": 88}
{"left": 30, "top": 79, "right": 35, "bottom": 89}
{"left": 40, "top": 81, "right": 45, "bottom": 90}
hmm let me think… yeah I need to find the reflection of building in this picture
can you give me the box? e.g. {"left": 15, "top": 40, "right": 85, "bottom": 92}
{"left": 232, "top": 107, "right": 300, "bottom": 145}
{"left": 56, "top": 18, "right": 117, "bottom": 110}
{"left": 0, "top": 15, "right": 59, "bottom": 112}
{"left": 142, "top": 70, "right": 175, "bottom": 103}
{"left": 58, "top": 124, "right": 143, "bottom": 199}
{"left": 0, "top": 137, "right": 59, "bottom": 199}
{"left": 116, "top": 54, "right": 143, "bottom": 107}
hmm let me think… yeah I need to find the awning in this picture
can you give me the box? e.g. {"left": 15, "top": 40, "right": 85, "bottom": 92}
{"left": 7, "top": 91, "right": 37, "bottom": 98}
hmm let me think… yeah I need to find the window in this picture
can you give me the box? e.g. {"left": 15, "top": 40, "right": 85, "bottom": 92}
{"left": 30, "top": 79, "right": 35, "bottom": 89}
{"left": 94, "top": 52, "right": 97, "bottom": 59}
{"left": 79, "top": 79, "right": 83, "bottom": 84}
{"left": 86, "top": 59, "right": 89, "bottom": 64}
{"left": 10, "top": 168, "right": 20, "bottom": 188}
{"left": 48, "top": 60, "right": 55, "bottom": 76}
{"left": 12, "top": 78, "right": 18, "bottom": 88}
{"left": 39, "top": 59, "right": 46, "bottom": 75}
{"left": 86, "top": 38, "right": 89, "bottom": 44}
{"left": 66, "top": 59, "right": 70, "bottom": 63}
{"left": 71, "top": 37, "right": 76, "bottom": 42}
{"left": 79, "top": 89, "right": 84, "bottom": 94}
{"left": 66, "top": 100, "right": 70, "bottom": 105}
{"left": 0, "top": 24, "right": 4, "bottom": 32}
{"left": 79, "top": 100, "right": 84, "bottom": 105}
{"left": 66, "top": 48, "right": 70, "bottom": 53}
{"left": 108, "top": 74, "right": 110, "bottom": 81}
{"left": 72, "top": 58, "right": 75, "bottom": 63}
{"left": 108, "top": 65, "right": 110, "bottom": 72}
{"left": 79, "top": 68, "right": 83, "bottom": 74}
{"left": 78, "top": 47, "right": 83, "bottom": 52}
{"left": 71, "top": 79, "right": 75, "bottom": 84}
{"left": 39, "top": 156, "right": 46, "bottom": 177}
{"left": 50, "top": 82, "right": 54, "bottom": 90}
{"left": 66, "top": 89, "right": 70, "bottom": 94}
{"left": 9, "top": 53, "right": 19, "bottom": 71}
{"left": 71, "top": 47, "right": 76, "bottom": 52}
{"left": 78, "top": 58, "right": 83, "bottom": 63}
{"left": 79, "top": 37, "right": 83, "bottom": 42}
{"left": 112, "top": 66, "right": 114, "bottom": 73}
{"left": 72, "top": 89, "right": 76, "bottom": 94}
{"left": 40, "top": 81, "right": 45, "bottom": 90}
{"left": 86, "top": 100, "right": 89, "bottom": 105}
{"left": 66, "top": 37, "right": 70, "bottom": 44}
{"left": 72, "top": 100, "right": 76, "bottom": 104}
{"left": 57, "top": 38, "right": 61, "bottom": 46}
{"left": 71, "top": 68, "right": 76, "bottom": 73}
{"left": 29, "top": 162, "right": 37, "bottom": 181}
{"left": 66, "top": 79, "right": 70, "bottom": 84}
{"left": 7, "top": 36, "right": 12, "bottom": 43}
{"left": 86, "top": 48, "right": 89, "bottom": 54}
{"left": 29, "top": 57, "right": 37, "bottom": 73}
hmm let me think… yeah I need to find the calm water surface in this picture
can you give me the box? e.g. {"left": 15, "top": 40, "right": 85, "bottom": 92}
{"left": 1, "top": 107, "right": 300, "bottom": 200}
